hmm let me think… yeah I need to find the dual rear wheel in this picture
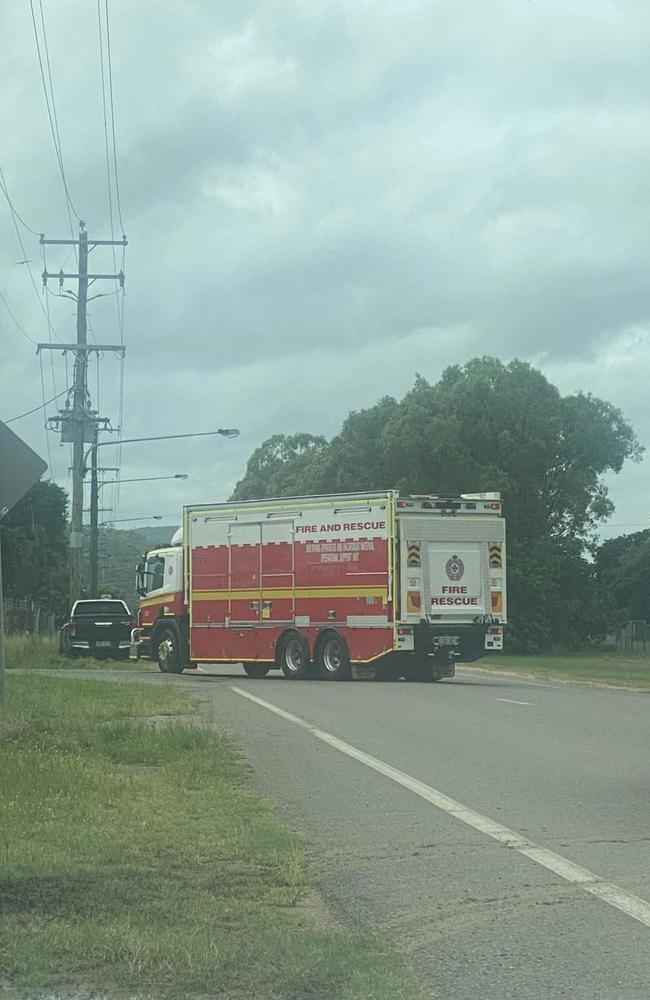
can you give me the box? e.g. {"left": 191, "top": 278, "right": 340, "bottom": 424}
{"left": 275, "top": 630, "right": 351, "bottom": 681}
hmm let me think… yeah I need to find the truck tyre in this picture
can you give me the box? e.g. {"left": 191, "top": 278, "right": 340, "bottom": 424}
{"left": 403, "top": 660, "right": 432, "bottom": 682}
{"left": 153, "top": 623, "right": 184, "bottom": 674}
{"left": 278, "top": 632, "right": 310, "bottom": 680}
{"left": 315, "top": 631, "right": 351, "bottom": 681}
{"left": 243, "top": 664, "right": 271, "bottom": 678}
{"left": 432, "top": 657, "right": 456, "bottom": 681}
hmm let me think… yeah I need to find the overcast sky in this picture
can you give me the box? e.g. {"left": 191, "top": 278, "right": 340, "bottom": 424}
{"left": 2, "top": 0, "right": 649, "bottom": 539}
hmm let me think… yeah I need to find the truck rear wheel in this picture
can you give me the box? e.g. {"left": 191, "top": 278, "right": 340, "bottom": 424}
{"left": 403, "top": 659, "right": 433, "bottom": 682}
{"left": 315, "top": 631, "right": 351, "bottom": 681}
{"left": 154, "top": 623, "right": 184, "bottom": 674}
{"left": 243, "top": 664, "right": 271, "bottom": 678}
{"left": 278, "top": 633, "right": 310, "bottom": 680}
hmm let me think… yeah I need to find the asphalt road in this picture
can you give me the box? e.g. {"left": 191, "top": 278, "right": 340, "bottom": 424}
{"left": 73, "top": 664, "right": 650, "bottom": 998}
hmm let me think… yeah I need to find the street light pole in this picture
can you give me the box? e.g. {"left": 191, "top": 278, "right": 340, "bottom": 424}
{"left": 100, "top": 515, "right": 163, "bottom": 526}
{"left": 97, "top": 474, "right": 189, "bottom": 490}
{"left": 90, "top": 426, "right": 99, "bottom": 598}
{"left": 85, "top": 429, "right": 238, "bottom": 597}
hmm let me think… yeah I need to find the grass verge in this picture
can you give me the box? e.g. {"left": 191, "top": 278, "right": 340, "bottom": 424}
{"left": 481, "top": 649, "right": 650, "bottom": 689}
{"left": 0, "top": 674, "right": 426, "bottom": 1000}
{"left": 4, "top": 635, "right": 155, "bottom": 671}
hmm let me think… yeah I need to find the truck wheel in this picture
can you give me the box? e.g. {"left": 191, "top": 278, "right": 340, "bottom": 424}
{"left": 403, "top": 659, "right": 434, "bottom": 682}
{"left": 316, "top": 631, "right": 351, "bottom": 681}
{"left": 243, "top": 664, "right": 271, "bottom": 678}
{"left": 432, "top": 657, "right": 456, "bottom": 681}
{"left": 278, "top": 632, "right": 310, "bottom": 680}
{"left": 154, "top": 624, "right": 184, "bottom": 674}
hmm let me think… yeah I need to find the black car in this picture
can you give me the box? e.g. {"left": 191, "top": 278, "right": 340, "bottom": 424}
{"left": 59, "top": 599, "right": 134, "bottom": 659}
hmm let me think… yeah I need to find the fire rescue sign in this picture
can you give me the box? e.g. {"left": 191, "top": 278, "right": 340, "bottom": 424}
{"left": 428, "top": 545, "right": 485, "bottom": 613}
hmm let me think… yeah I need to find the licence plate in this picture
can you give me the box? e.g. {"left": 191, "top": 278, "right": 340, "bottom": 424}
{"left": 96, "top": 641, "right": 112, "bottom": 648}
{"left": 436, "top": 636, "right": 458, "bottom": 646}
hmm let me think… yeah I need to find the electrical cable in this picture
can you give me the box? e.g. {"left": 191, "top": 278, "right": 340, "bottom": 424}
{"left": 1, "top": 162, "right": 61, "bottom": 343}
{"left": 29, "top": 0, "right": 80, "bottom": 224}
{"left": 104, "top": 0, "right": 125, "bottom": 236}
{"left": 5, "top": 386, "right": 70, "bottom": 423}
{"left": 97, "top": 0, "right": 115, "bottom": 246}
{"left": 0, "top": 163, "right": 41, "bottom": 236}
{"left": 97, "top": 0, "right": 127, "bottom": 519}
{"left": 0, "top": 289, "right": 37, "bottom": 345}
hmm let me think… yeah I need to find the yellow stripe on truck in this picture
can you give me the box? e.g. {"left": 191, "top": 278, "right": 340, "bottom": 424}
{"left": 193, "top": 586, "right": 387, "bottom": 601}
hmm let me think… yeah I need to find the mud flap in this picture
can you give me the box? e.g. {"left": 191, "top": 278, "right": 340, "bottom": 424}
{"left": 350, "top": 662, "right": 377, "bottom": 681}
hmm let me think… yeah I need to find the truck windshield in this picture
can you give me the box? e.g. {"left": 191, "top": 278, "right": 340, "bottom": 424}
{"left": 145, "top": 555, "right": 165, "bottom": 593}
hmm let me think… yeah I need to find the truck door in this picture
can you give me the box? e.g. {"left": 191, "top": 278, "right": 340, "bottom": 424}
{"left": 398, "top": 516, "right": 501, "bottom": 624}
{"left": 261, "top": 519, "right": 294, "bottom": 622}
{"left": 228, "top": 522, "right": 261, "bottom": 624}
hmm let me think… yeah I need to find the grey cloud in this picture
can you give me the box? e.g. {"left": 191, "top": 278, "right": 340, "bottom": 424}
{"left": 2, "top": 0, "right": 650, "bottom": 531}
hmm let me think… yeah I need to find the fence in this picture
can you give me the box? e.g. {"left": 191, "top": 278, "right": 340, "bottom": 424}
{"left": 2, "top": 596, "right": 57, "bottom": 636}
{"left": 604, "top": 619, "right": 649, "bottom": 653}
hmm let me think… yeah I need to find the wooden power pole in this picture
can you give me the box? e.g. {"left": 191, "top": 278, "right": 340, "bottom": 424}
{"left": 38, "top": 221, "right": 126, "bottom": 605}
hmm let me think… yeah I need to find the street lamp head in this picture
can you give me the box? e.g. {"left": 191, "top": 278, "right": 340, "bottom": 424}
{"left": 152, "top": 515, "right": 163, "bottom": 520}
{"left": 217, "top": 428, "right": 240, "bottom": 439}
{"left": 173, "top": 474, "right": 189, "bottom": 479}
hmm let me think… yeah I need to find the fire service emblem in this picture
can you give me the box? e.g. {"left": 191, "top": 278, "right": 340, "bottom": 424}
{"left": 445, "top": 555, "right": 465, "bottom": 581}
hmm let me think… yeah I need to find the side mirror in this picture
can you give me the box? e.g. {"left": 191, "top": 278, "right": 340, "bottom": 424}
{"left": 136, "top": 561, "right": 145, "bottom": 574}
{"left": 137, "top": 586, "right": 147, "bottom": 597}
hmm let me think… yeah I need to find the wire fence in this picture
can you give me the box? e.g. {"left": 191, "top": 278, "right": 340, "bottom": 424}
{"left": 3, "top": 596, "right": 57, "bottom": 636}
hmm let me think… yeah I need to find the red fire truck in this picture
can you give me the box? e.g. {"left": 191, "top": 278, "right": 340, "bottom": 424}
{"left": 130, "top": 491, "right": 506, "bottom": 680}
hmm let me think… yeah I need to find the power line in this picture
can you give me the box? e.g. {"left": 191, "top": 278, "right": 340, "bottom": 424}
{"left": 0, "top": 288, "right": 37, "bottom": 345}
{"left": 29, "top": 0, "right": 80, "bottom": 229}
{"left": 97, "top": 0, "right": 115, "bottom": 245}
{"left": 0, "top": 160, "right": 61, "bottom": 343}
{"left": 104, "top": 0, "right": 125, "bottom": 235}
{"left": 5, "top": 386, "right": 70, "bottom": 423}
{"left": 0, "top": 163, "right": 41, "bottom": 236}
{"left": 100, "top": 1, "right": 128, "bottom": 513}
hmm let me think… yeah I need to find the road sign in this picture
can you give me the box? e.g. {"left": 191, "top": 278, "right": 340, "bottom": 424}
{"left": 0, "top": 420, "right": 48, "bottom": 517}
{"left": 0, "top": 419, "right": 48, "bottom": 706}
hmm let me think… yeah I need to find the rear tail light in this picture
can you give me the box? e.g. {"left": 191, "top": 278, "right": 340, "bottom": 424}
{"left": 487, "top": 626, "right": 503, "bottom": 635}
{"left": 69, "top": 619, "right": 77, "bottom": 636}
{"left": 397, "top": 626, "right": 412, "bottom": 636}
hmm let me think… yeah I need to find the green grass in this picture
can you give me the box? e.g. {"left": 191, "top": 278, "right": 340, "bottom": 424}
{"left": 483, "top": 649, "right": 650, "bottom": 689}
{"left": 0, "top": 674, "right": 426, "bottom": 1000}
{"left": 4, "top": 634, "right": 156, "bottom": 671}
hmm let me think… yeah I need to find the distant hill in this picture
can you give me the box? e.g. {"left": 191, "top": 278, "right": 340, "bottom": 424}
{"left": 131, "top": 524, "right": 179, "bottom": 548}
{"left": 81, "top": 524, "right": 179, "bottom": 612}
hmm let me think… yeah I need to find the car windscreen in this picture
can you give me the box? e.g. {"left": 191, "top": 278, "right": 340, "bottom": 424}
{"left": 73, "top": 601, "right": 129, "bottom": 616}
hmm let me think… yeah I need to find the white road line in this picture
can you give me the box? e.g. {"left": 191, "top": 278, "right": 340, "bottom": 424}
{"left": 496, "top": 698, "right": 532, "bottom": 706}
{"left": 231, "top": 685, "right": 650, "bottom": 930}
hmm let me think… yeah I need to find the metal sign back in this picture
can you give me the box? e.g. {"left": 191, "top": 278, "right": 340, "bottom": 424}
{"left": 0, "top": 420, "right": 48, "bottom": 517}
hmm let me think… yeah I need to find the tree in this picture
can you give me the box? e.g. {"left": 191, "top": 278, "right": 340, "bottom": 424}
{"left": 231, "top": 433, "right": 328, "bottom": 500}
{"left": 0, "top": 481, "right": 69, "bottom": 615}
{"left": 595, "top": 530, "right": 650, "bottom": 625}
{"left": 230, "top": 358, "right": 641, "bottom": 649}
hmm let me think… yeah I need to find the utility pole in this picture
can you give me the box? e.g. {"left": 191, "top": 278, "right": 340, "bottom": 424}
{"left": 37, "top": 221, "right": 127, "bottom": 605}
{"left": 69, "top": 224, "right": 88, "bottom": 605}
